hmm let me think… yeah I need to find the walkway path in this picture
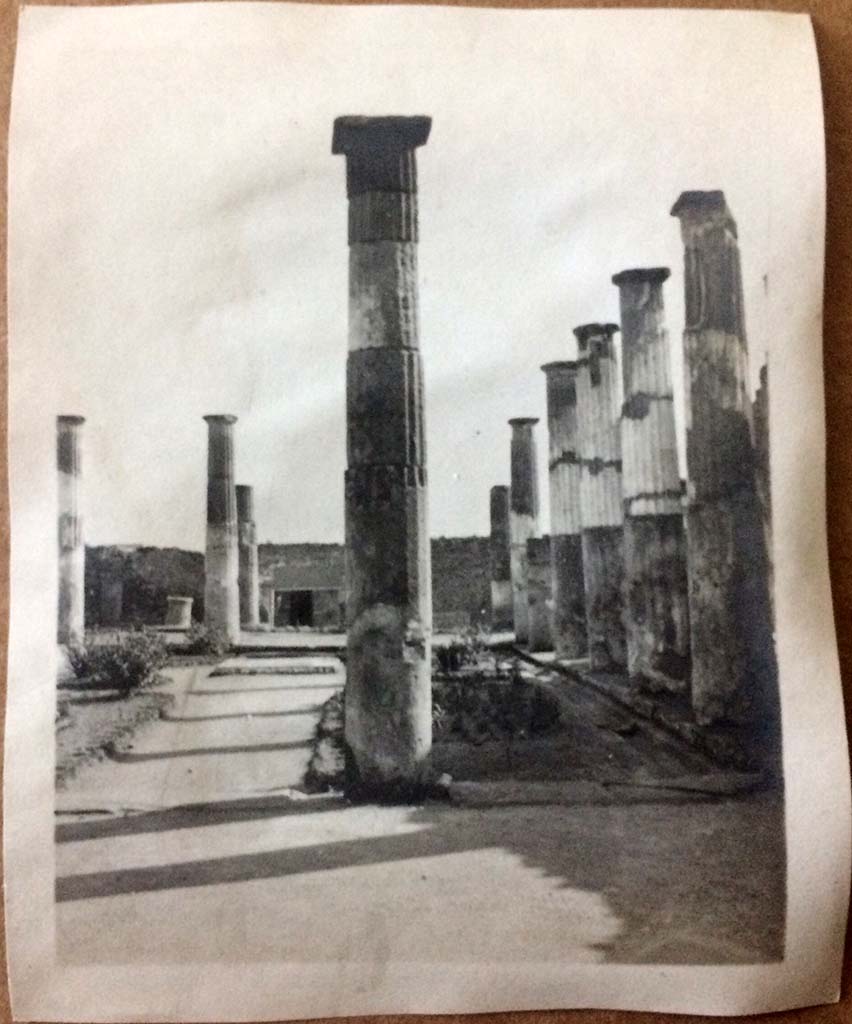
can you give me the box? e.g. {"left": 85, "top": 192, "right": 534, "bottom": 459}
{"left": 55, "top": 655, "right": 785, "bottom": 966}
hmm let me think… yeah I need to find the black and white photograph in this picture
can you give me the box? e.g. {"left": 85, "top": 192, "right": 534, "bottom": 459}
{"left": 5, "top": 4, "right": 849, "bottom": 1020}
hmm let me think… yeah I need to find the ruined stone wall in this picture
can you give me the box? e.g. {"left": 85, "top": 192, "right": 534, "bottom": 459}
{"left": 86, "top": 537, "right": 491, "bottom": 628}
{"left": 85, "top": 546, "right": 204, "bottom": 627}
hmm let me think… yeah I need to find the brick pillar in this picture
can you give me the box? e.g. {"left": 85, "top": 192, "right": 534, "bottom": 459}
{"left": 333, "top": 115, "right": 433, "bottom": 799}
{"left": 489, "top": 485, "right": 514, "bottom": 631}
{"left": 57, "top": 415, "right": 85, "bottom": 644}
{"left": 236, "top": 484, "right": 260, "bottom": 629}
{"left": 613, "top": 268, "right": 690, "bottom": 690}
{"left": 508, "top": 417, "right": 541, "bottom": 644}
{"left": 203, "top": 415, "right": 240, "bottom": 645}
{"left": 527, "top": 536, "right": 553, "bottom": 652}
{"left": 575, "top": 324, "right": 627, "bottom": 671}
{"left": 542, "top": 361, "right": 587, "bottom": 659}
{"left": 671, "top": 192, "right": 777, "bottom": 756}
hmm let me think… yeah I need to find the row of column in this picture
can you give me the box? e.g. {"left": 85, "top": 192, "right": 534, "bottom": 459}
{"left": 491, "top": 190, "right": 775, "bottom": 737}
{"left": 55, "top": 414, "right": 261, "bottom": 644}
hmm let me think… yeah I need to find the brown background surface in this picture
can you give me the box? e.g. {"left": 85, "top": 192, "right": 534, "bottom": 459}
{"left": 0, "top": 0, "right": 849, "bottom": 1022}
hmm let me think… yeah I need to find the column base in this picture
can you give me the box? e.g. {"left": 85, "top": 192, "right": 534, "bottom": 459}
{"left": 623, "top": 513, "right": 690, "bottom": 691}
{"left": 551, "top": 533, "right": 587, "bottom": 659}
{"left": 581, "top": 525, "right": 627, "bottom": 671}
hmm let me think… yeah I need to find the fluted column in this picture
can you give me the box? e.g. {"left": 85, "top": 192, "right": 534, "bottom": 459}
{"left": 575, "top": 324, "right": 627, "bottom": 671}
{"left": 542, "top": 361, "right": 587, "bottom": 659}
{"left": 57, "top": 415, "right": 85, "bottom": 644}
{"left": 236, "top": 485, "right": 260, "bottom": 629}
{"left": 671, "top": 191, "right": 777, "bottom": 751}
{"left": 613, "top": 268, "right": 690, "bottom": 689}
{"left": 333, "top": 115, "right": 433, "bottom": 799}
{"left": 204, "top": 415, "right": 240, "bottom": 645}
{"left": 508, "top": 418, "right": 541, "bottom": 644}
{"left": 489, "top": 485, "right": 513, "bottom": 631}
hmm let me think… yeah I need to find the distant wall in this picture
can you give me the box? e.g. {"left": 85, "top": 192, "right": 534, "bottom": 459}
{"left": 86, "top": 535, "right": 494, "bottom": 629}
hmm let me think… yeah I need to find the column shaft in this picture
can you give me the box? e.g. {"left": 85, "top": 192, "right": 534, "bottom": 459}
{"left": 614, "top": 268, "right": 690, "bottom": 689}
{"left": 671, "top": 192, "right": 777, "bottom": 754}
{"left": 489, "top": 485, "right": 513, "bottom": 631}
{"left": 236, "top": 485, "right": 260, "bottom": 629}
{"left": 542, "top": 361, "right": 586, "bottom": 658}
{"left": 57, "top": 416, "right": 85, "bottom": 644}
{"left": 527, "top": 536, "right": 553, "bottom": 652}
{"left": 575, "top": 324, "right": 627, "bottom": 671}
{"left": 508, "top": 418, "right": 541, "bottom": 644}
{"left": 334, "top": 115, "right": 433, "bottom": 799}
{"left": 204, "top": 415, "right": 240, "bottom": 644}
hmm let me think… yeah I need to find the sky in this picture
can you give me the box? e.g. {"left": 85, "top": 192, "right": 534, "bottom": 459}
{"left": 9, "top": 4, "right": 806, "bottom": 551}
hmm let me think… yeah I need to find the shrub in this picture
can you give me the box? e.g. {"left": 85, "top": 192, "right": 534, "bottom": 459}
{"left": 67, "top": 630, "right": 169, "bottom": 697}
{"left": 184, "top": 623, "right": 230, "bottom": 657}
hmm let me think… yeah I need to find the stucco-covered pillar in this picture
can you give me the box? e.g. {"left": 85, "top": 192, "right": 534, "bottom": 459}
{"left": 57, "top": 415, "right": 85, "bottom": 644}
{"left": 236, "top": 484, "right": 260, "bottom": 629}
{"left": 527, "top": 536, "right": 553, "bottom": 652}
{"left": 613, "top": 268, "right": 690, "bottom": 690}
{"left": 508, "top": 417, "right": 541, "bottom": 645}
{"left": 203, "top": 414, "right": 240, "bottom": 645}
{"left": 260, "top": 582, "right": 276, "bottom": 626}
{"left": 671, "top": 191, "right": 777, "bottom": 748}
{"left": 575, "top": 324, "right": 627, "bottom": 671}
{"left": 489, "top": 485, "right": 513, "bottom": 631}
{"left": 333, "top": 114, "right": 433, "bottom": 799}
{"left": 542, "top": 361, "right": 587, "bottom": 659}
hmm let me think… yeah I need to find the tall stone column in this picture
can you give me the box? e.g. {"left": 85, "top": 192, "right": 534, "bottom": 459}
{"left": 575, "top": 324, "right": 627, "bottom": 671}
{"left": 671, "top": 192, "right": 777, "bottom": 753}
{"left": 489, "top": 485, "right": 513, "bottom": 631}
{"left": 508, "top": 417, "right": 541, "bottom": 645}
{"left": 236, "top": 484, "right": 260, "bottom": 629}
{"left": 542, "top": 361, "right": 587, "bottom": 659}
{"left": 612, "top": 268, "right": 690, "bottom": 690}
{"left": 57, "top": 415, "right": 85, "bottom": 644}
{"left": 333, "top": 115, "right": 433, "bottom": 799}
{"left": 203, "top": 415, "right": 240, "bottom": 645}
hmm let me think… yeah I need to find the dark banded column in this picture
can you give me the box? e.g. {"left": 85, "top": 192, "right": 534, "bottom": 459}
{"left": 489, "top": 485, "right": 513, "bottom": 631}
{"left": 527, "top": 536, "right": 553, "bottom": 652}
{"left": 575, "top": 324, "right": 627, "bottom": 671}
{"left": 613, "top": 268, "right": 690, "bottom": 690}
{"left": 508, "top": 417, "right": 541, "bottom": 644}
{"left": 236, "top": 485, "right": 260, "bottom": 629}
{"left": 671, "top": 192, "right": 777, "bottom": 755}
{"left": 542, "top": 361, "right": 587, "bottom": 659}
{"left": 203, "top": 415, "right": 240, "bottom": 645}
{"left": 57, "top": 415, "right": 85, "bottom": 644}
{"left": 333, "top": 115, "right": 433, "bottom": 799}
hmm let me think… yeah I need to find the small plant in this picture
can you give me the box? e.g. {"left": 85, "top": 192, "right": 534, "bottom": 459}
{"left": 184, "top": 623, "right": 230, "bottom": 657}
{"left": 67, "top": 629, "right": 169, "bottom": 697}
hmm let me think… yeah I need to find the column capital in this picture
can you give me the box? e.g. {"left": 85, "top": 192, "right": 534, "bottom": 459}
{"left": 333, "top": 116, "right": 431, "bottom": 199}
{"left": 332, "top": 116, "right": 431, "bottom": 157}
{"left": 203, "top": 414, "right": 238, "bottom": 426}
{"left": 574, "top": 323, "right": 619, "bottom": 356}
{"left": 57, "top": 415, "right": 85, "bottom": 427}
{"left": 612, "top": 267, "right": 670, "bottom": 287}
{"left": 508, "top": 416, "right": 539, "bottom": 429}
{"left": 670, "top": 190, "right": 738, "bottom": 237}
{"left": 541, "top": 360, "right": 578, "bottom": 377}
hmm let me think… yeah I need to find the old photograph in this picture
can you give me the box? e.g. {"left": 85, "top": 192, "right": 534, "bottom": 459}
{"left": 5, "top": 4, "right": 849, "bottom": 1020}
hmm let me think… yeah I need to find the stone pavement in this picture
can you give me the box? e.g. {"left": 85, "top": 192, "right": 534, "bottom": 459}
{"left": 55, "top": 655, "right": 785, "bottom": 966}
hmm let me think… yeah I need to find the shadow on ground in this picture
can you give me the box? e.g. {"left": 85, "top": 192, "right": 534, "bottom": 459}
{"left": 56, "top": 788, "right": 785, "bottom": 964}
